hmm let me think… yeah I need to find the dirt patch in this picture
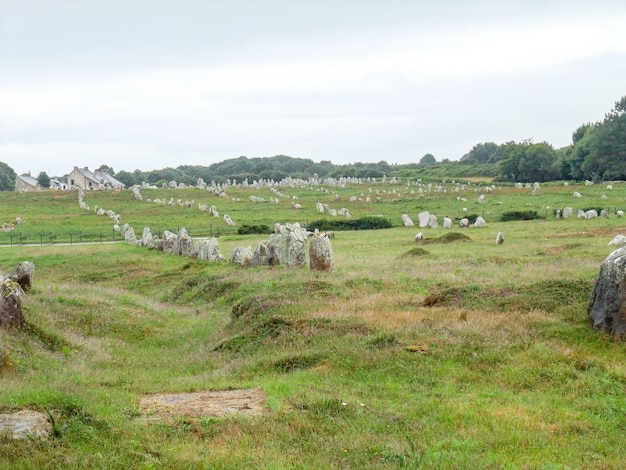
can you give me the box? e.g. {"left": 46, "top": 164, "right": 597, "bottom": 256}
{"left": 139, "top": 388, "right": 266, "bottom": 419}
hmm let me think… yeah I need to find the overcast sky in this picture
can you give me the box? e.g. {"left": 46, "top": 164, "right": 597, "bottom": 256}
{"left": 1, "top": 0, "right": 625, "bottom": 177}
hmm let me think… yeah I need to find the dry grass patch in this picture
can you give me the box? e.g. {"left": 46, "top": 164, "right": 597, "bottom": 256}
{"left": 139, "top": 388, "right": 266, "bottom": 419}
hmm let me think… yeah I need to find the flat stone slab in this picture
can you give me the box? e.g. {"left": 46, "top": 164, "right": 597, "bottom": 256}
{"left": 139, "top": 388, "right": 266, "bottom": 419}
{"left": 0, "top": 410, "right": 52, "bottom": 440}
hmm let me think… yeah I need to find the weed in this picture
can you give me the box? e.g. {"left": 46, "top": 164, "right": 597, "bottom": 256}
{"left": 368, "top": 332, "right": 398, "bottom": 348}
{"left": 269, "top": 353, "right": 325, "bottom": 373}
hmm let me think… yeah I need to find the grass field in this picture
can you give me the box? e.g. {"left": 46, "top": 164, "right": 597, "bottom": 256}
{"left": 1, "top": 179, "right": 625, "bottom": 469}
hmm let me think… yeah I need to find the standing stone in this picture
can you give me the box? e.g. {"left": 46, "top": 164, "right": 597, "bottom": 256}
{"left": 401, "top": 214, "right": 414, "bottom": 227}
{"left": 287, "top": 230, "right": 307, "bottom": 268}
{"left": 230, "top": 246, "right": 254, "bottom": 266}
{"left": 442, "top": 217, "right": 452, "bottom": 229}
{"left": 162, "top": 230, "right": 177, "bottom": 254}
{"left": 608, "top": 235, "right": 626, "bottom": 247}
{"left": 15, "top": 261, "right": 35, "bottom": 291}
{"left": 124, "top": 226, "right": 138, "bottom": 245}
{"left": 418, "top": 211, "right": 430, "bottom": 228}
{"left": 147, "top": 236, "right": 164, "bottom": 251}
{"left": 428, "top": 214, "right": 438, "bottom": 229}
{"left": 172, "top": 228, "right": 194, "bottom": 256}
{"left": 496, "top": 232, "right": 505, "bottom": 245}
{"left": 253, "top": 242, "right": 272, "bottom": 267}
{"left": 139, "top": 227, "right": 153, "bottom": 247}
{"left": 0, "top": 279, "right": 25, "bottom": 329}
{"left": 473, "top": 216, "right": 487, "bottom": 228}
{"left": 265, "top": 223, "right": 308, "bottom": 268}
{"left": 309, "top": 233, "right": 335, "bottom": 272}
{"left": 588, "top": 247, "right": 626, "bottom": 335}
{"left": 459, "top": 218, "right": 469, "bottom": 228}
{"left": 195, "top": 237, "right": 224, "bottom": 262}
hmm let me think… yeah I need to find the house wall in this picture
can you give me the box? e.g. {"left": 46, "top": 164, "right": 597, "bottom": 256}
{"left": 15, "top": 177, "right": 40, "bottom": 192}
{"left": 68, "top": 167, "right": 98, "bottom": 190}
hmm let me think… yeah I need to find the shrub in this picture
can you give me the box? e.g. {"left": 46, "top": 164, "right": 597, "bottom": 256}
{"left": 500, "top": 210, "right": 542, "bottom": 222}
{"left": 308, "top": 217, "right": 392, "bottom": 232}
{"left": 237, "top": 224, "right": 273, "bottom": 235}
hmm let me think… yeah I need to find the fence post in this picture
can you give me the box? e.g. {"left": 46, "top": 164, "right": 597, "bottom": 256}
{"left": 70, "top": 233, "right": 73, "bottom": 245}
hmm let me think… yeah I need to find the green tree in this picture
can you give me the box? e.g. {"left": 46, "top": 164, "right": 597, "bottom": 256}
{"left": 114, "top": 170, "right": 137, "bottom": 187}
{"left": 569, "top": 125, "right": 597, "bottom": 180}
{"left": 584, "top": 96, "right": 626, "bottom": 180}
{"left": 460, "top": 142, "right": 499, "bottom": 163}
{"left": 37, "top": 171, "right": 51, "bottom": 188}
{"left": 96, "top": 164, "right": 115, "bottom": 175}
{"left": 419, "top": 154, "right": 436, "bottom": 165}
{"left": 0, "top": 162, "right": 17, "bottom": 191}
{"left": 495, "top": 140, "right": 557, "bottom": 182}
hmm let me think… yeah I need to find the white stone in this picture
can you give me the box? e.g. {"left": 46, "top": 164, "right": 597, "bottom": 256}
{"left": 401, "top": 214, "right": 414, "bottom": 227}
{"left": 473, "top": 216, "right": 487, "bottom": 228}
{"left": 608, "top": 235, "right": 626, "bottom": 247}
{"left": 428, "top": 214, "right": 438, "bottom": 229}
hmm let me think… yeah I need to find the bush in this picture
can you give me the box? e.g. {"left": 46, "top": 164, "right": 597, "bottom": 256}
{"left": 308, "top": 217, "right": 392, "bottom": 232}
{"left": 237, "top": 224, "right": 273, "bottom": 235}
{"left": 500, "top": 210, "right": 542, "bottom": 222}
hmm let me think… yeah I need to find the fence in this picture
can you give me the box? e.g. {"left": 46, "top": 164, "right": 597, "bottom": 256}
{"left": 0, "top": 225, "right": 241, "bottom": 247}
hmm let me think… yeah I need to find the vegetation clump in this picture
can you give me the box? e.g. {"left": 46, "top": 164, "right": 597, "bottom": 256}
{"left": 308, "top": 217, "right": 392, "bottom": 232}
{"left": 500, "top": 210, "right": 542, "bottom": 222}
{"left": 404, "top": 247, "right": 429, "bottom": 257}
{"left": 237, "top": 224, "right": 273, "bottom": 235}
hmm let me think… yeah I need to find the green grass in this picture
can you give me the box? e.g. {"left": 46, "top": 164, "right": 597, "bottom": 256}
{"left": 0, "top": 180, "right": 625, "bottom": 468}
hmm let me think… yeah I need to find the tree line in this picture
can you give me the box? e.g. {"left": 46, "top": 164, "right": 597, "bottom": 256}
{"left": 459, "top": 96, "right": 626, "bottom": 182}
{"left": 1, "top": 95, "right": 624, "bottom": 190}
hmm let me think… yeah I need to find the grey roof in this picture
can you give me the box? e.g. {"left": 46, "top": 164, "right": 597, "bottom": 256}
{"left": 77, "top": 167, "right": 101, "bottom": 183}
{"left": 17, "top": 174, "right": 40, "bottom": 187}
{"left": 94, "top": 171, "right": 125, "bottom": 188}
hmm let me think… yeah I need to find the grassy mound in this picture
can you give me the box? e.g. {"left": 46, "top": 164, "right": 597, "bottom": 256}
{"left": 422, "top": 232, "right": 472, "bottom": 244}
{"left": 404, "top": 247, "right": 429, "bottom": 257}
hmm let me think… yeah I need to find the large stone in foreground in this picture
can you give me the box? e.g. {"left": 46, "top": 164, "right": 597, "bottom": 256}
{"left": 0, "top": 279, "right": 25, "bottom": 329}
{"left": 15, "top": 261, "right": 35, "bottom": 291}
{"left": 0, "top": 410, "right": 52, "bottom": 439}
{"left": 309, "top": 233, "right": 335, "bottom": 272}
{"left": 588, "top": 247, "right": 626, "bottom": 335}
